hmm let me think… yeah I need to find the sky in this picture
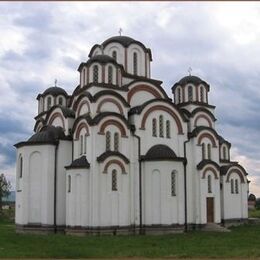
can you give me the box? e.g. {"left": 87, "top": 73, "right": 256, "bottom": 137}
{"left": 0, "top": 2, "right": 260, "bottom": 197}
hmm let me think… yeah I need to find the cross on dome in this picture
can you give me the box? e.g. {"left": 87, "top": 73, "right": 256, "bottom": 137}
{"left": 118, "top": 28, "right": 123, "bottom": 36}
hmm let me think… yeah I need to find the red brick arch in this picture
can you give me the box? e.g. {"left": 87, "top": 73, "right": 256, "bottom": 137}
{"left": 103, "top": 159, "right": 127, "bottom": 174}
{"left": 194, "top": 114, "right": 213, "bottom": 128}
{"left": 198, "top": 133, "right": 217, "bottom": 147}
{"left": 48, "top": 112, "right": 65, "bottom": 129}
{"left": 140, "top": 105, "right": 184, "bottom": 134}
{"left": 77, "top": 100, "right": 91, "bottom": 117}
{"left": 127, "top": 84, "right": 162, "bottom": 103}
{"left": 75, "top": 122, "right": 89, "bottom": 139}
{"left": 226, "top": 169, "right": 245, "bottom": 183}
{"left": 99, "top": 119, "right": 127, "bottom": 137}
{"left": 202, "top": 166, "right": 219, "bottom": 180}
{"left": 96, "top": 98, "right": 124, "bottom": 115}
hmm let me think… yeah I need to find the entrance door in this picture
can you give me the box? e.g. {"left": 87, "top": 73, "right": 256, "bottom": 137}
{"left": 206, "top": 197, "right": 214, "bottom": 223}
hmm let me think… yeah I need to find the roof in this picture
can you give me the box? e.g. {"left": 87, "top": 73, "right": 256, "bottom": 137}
{"left": 172, "top": 75, "right": 210, "bottom": 91}
{"left": 65, "top": 156, "right": 90, "bottom": 169}
{"left": 42, "top": 86, "right": 68, "bottom": 97}
{"left": 197, "top": 160, "right": 220, "bottom": 170}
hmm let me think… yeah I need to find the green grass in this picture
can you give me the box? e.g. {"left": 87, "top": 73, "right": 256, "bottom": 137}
{"left": 0, "top": 222, "right": 260, "bottom": 258}
{"left": 249, "top": 209, "right": 260, "bottom": 218}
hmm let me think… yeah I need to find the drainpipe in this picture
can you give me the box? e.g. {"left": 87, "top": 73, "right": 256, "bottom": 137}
{"left": 130, "top": 125, "right": 143, "bottom": 235}
{"left": 183, "top": 139, "right": 189, "bottom": 232}
{"left": 54, "top": 143, "right": 58, "bottom": 234}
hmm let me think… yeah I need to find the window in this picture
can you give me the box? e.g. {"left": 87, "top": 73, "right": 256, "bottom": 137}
{"left": 114, "top": 132, "right": 119, "bottom": 151}
{"left": 80, "top": 135, "right": 83, "bottom": 155}
{"left": 188, "top": 86, "right": 193, "bottom": 101}
{"left": 200, "top": 86, "right": 204, "bottom": 102}
{"left": 159, "top": 115, "right": 164, "bottom": 137}
{"left": 133, "top": 52, "right": 138, "bottom": 75}
{"left": 208, "top": 175, "right": 212, "bottom": 193}
{"left": 177, "top": 88, "right": 181, "bottom": 103}
{"left": 231, "top": 179, "right": 234, "bottom": 194}
{"left": 108, "top": 65, "right": 113, "bottom": 84}
{"left": 171, "top": 171, "right": 176, "bottom": 196}
{"left": 112, "top": 51, "right": 117, "bottom": 61}
{"left": 166, "top": 120, "right": 170, "bottom": 138}
{"left": 68, "top": 175, "right": 71, "bottom": 193}
{"left": 93, "top": 65, "right": 99, "bottom": 83}
{"left": 58, "top": 97, "right": 63, "bottom": 106}
{"left": 112, "top": 169, "right": 117, "bottom": 191}
{"left": 19, "top": 157, "right": 23, "bottom": 178}
{"left": 106, "top": 131, "right": 111, "bottom": 151}
{"left": 207, "top": 143, "right": 211, "bottom": 160}
{"left": 47, "top": 97, "right": 52, "bottom": 110}
{"left": 202, "top": 143, "right": 206, "bottom": 160}
{"left": 223, "top": 146, "right": 227, "bottom": 160}
{"left": 152, "top": 118, "right": 157, "bottom": 137}
{"left": 82, "top": 68, "right": 86, "bottom": 86}
{"left": 84, "top": 134, "right": 87, "bottom": 154}
{"left": 235, "top": 179, "right": 239, "bottom": 194}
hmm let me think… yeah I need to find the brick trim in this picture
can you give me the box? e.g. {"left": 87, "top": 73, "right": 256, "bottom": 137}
{"left": 96, "top": 98, "right": 124, "bottom": 115}
{"left": 226, "top": 169, "right": 245, "bottom": 183}
{"left": 202, "top": 166, "right": 219, "bottom": 180}
{"left": 48, "top": 112, "right": 65, "bottom": 129}
{"left": 103, "top": 159, "right": 126, "bottom": 174}
{"left": 198, "top": 133, "right": 217, "bottom": 147}
{"left": 194, "top": 114, "right": 213, "bottom": 128}
{"left": 77, "top": 100, "right": 90, "bottom": 117}
{"left": 99, "top": 119, "right": 127, "bottom": 137}
{"left": 75, "top": 122, "right": 89, "bottom": 139}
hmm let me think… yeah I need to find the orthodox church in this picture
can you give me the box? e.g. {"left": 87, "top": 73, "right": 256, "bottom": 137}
{"left": 15, "top": 35, "right": 249, "bottom": 234}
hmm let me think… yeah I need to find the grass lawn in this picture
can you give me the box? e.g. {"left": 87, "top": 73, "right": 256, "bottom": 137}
{"left": 249, "top": 209, "right": 260, "bottom": 218}
{"left": 0, "top": 219, "right": 260, "bottom": 259}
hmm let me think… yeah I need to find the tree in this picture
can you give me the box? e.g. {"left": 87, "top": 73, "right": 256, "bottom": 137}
{"left": 0, "top": 173, "right": 11, "bottom": 214}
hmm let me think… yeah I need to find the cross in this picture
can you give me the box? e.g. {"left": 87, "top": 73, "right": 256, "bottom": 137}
{"left": 54, "top": 79, "right": 57, "bottom": 87}
{"left": 188, "top": 67, "right": 192, "bottom": 76}
{"left": 118, "top": 28, "right": 123, "bottom": 36}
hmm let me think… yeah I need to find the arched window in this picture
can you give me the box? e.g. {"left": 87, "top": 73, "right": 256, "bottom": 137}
{"left": 82, "top": 68, "right": 86, "bottom": 86}
{"left": 68, "top": 175, "right": 71, "bottom": 193}
{"left": 159, "top": 115, "right": 164, "bottom": 137}
{"left": 108, "top": 65, "right": 113, "bottom": 84}
{"left": 106, "top": 131, "right": 111, "bottom": 151}
{"left": 93, "top": 65, "right": 99, "bottom": 83}
{"left": 171, "top": 171, "right": 177, "bottom": 196}
{"left": 112, "top": 51, "right": 117, "bottom": 61}
{"left": 114, "top": 132, "right": 119, "bottom": 151}
{"left": 200, "top": 86, "right": 204, "bottom": 102}
{"left": 47, "top": 97, "right": 52, "bottom": 110}
{"left": 177, "top": 88, "right": 181, "bottom": 103}
{"left": 223, "top": 146, "right": 227, "bottom": 160}
{"left": 152, "top": 118, "right": 157, "bottom": 137}
{"left": 235, "top": 179, "right": 239, "bottom": 194}
{"left": 231, "top": 179, "right": 234, "bottom": 194}
{"left": 202, "top": 143, "right": 206, "bottom": 160}
{"left": 166, "top": 120, "right": 170, "bottom": 138}
{"left": 19, "top": 156, "right": 23, "bottom": 178}
{"left": 207, "top": 143, "right": 211, "bottom": 160}
{"left": 58, "top": 97, "right": 63, "bottom": 106}
{"left": 112, "top": 169, "right": 117, "bottom": 191}
{"left": 188, "top": 86, "right": 193, "bottom": 101}
{"left": 80, "top": 135, "right": 83, "bottom": 155}
{"left": 84, "top": 134, "right": 87, "bottom": 154}
{"left": 208, "top": 175, "right": 212, "bottom": 193}
{"left": 133, "top": 52, "right": 138, "bottom": 75}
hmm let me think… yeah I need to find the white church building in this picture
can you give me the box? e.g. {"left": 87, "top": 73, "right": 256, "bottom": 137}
{"left": 15, "top": 35, "right": 249, "bottom": 234}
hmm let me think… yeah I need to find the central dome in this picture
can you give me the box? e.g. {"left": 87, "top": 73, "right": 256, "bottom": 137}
{"left": 102, "top": 36, "right": 138, "bottom": 48}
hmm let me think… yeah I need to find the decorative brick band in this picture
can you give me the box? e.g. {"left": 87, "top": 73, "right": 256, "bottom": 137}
{"left": 198, "top": 133, "right": 217, "bottom": 147}
{"left": 99, "top": 119, "right": 127, "bottom": 137}
{"left": 96, "top": 98, "right": 124, "bottom": 115}
{"left": 48, "top": 112, "right": 65, "bottom": 129}
{"left": 75, "top": 122, "right": 89, "bottom": 139}
{"left": 77, "top": 100, "right": 90, "bottom": 117}
{"left": 202, "top": 166, "right": 219, "bottom": 180}
{"left": 194, "top": 114, "right": 213, "bottom": 128}
{"left": 103, "top": 159, "right": 126, "bottom": 174}
{"left": 226, "top": 169, "right": 245, "bottom": 183}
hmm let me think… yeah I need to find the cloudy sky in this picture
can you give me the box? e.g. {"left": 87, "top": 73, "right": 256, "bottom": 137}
{"left": 1, "top": 2, "right": 260, "bottom": 197}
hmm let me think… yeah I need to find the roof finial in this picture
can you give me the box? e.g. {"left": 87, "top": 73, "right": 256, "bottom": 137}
{"left": 188, "top": 67, "right": 192, "bottom": 76}
{"left": 118, "top": 28, "right": 123, "bottom": 36}
{"left": 54, "top": 79, "right": 57, "bottom": 87}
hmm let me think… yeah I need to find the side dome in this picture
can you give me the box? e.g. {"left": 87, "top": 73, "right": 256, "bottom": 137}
{"left": 43, "top": 86, "right": 68, "bottom": 97}
{"left": 141, "top": 144, "right": 177, "bottom": 161}
{"left": 85, "top": 54, "right": 119, "bottom": 66}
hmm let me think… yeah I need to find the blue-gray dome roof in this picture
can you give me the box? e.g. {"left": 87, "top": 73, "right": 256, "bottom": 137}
{"left": 43, "top": 87, "right": 68, "bottom": 96}
{"left": 102, "top": 36, "right": 138, "bottom": 47}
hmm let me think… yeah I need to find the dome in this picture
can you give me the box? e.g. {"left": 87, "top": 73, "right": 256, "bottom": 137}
{"left": 86, "top": 54, "right": 118, "bottom": 65}
{"left": 172, "top": 75, "right": 210, "bottom": 90}
{"left": 43, "top": 86, "right": 68, "bottom": 97}
{"left": 142, "top": 144, "right": 177, "bottom": 161}
{"left": 102, "top": 36, "right": 138, "bottom": 48}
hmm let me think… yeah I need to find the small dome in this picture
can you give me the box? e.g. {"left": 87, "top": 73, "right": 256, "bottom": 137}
{"left": 28, "top": 125, "right": 65, "bottom": 143}
{"left": 102, "top": 36, "right": 138, "bottom": 48}
{"left": 178, "top": 75, "right": 205, "bottom": 86}
{"left": 86, "top": 54, "right": 117, "bottom": 65}
{"left": 142, "top": 144, "right": 177, "bottom": 160}
{"left": 248, "top": 194, "right": 256, "bottom": 201}
{"left": 43, "top": 86, "right": 68, "bottom": 97}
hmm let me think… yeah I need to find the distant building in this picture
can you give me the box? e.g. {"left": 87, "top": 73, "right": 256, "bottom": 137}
{"left": 15, "top": 35, "right": 249, "bottom": 234}
{"left": 248, "top": 193, "right": 256, "bottom": 210}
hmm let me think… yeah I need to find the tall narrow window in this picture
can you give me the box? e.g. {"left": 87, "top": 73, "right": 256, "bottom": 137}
{"left": 19, "top": 157, "right": 23, "bottom": 178}
{"left": 171, "top": 171, "right": 176, "bottom": 196}
{"left": 152, "top": 118, "right": 157, "bottom": 137}
{"left": 235, "top": 179, "right": 239, "bottom": 194}
{"left": 82, "top": 68, "right": 86, "bottom": 86}
{"left": 200, "top": 86, "right": 204, "bottom": 102}
{"left": 202, "top": 143, "right": 206, "bottom": 160}
{"left": 223, "top": 146, "right": 227, "bottom": 160}
{"left": 231, "top": 179, "right": 234, "bottom": 194}
{"left": 93, "top": 65, "right": 99, "bottom": 83}
{"left": 84, "top": 134, "right": 87, "bottom": 154}
{"left": 58, "top": 97, "right": 63, "bottom": 106}
{"left": 112, "top": 51, "right": 117, "bottom": 61}
{"left": 108, "top": 65, "right": 113, "bottom": 84}
{"left": 159, "top": 115, "right": 164, "bottom": 137}
{"left": 114, "top": 132, "right": 119, "bottom": 151}
{"left": 133, "top": 52, "right": 138, "bottom": 75}
{"left": 112, "top": 169, "right": 117, "bottom": 191}
{"left": 106, "top": 131, "right": 111, "bottom": 151}
{"left": 207, "top": 143, "right": 211, "bottom": 160}
{"left": 208, "top": 175, "right": 212, "bottom": 193}
{"left": 68, "top": 175, "right": 71, "bottom": 193}
{"left": 80, "top": 135, "right": 83, "bottom": 155}
{"left": 47, "top": 97, "right": 52, "bottom": 110}
{"left": 177, "top": 88, "right": 181, "bottom": 103}
{"left": 188, "top": 86, "right": 193, "bottom": 101}
{"left": 166, "top": 120, "right": 170, "bottom": 138}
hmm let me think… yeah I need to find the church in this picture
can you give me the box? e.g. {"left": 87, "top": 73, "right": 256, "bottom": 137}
{"left": 15, "top": 35, "right": 249, "bottom": 234}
